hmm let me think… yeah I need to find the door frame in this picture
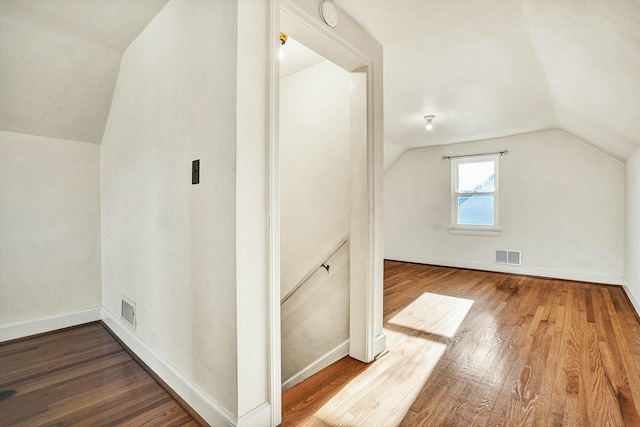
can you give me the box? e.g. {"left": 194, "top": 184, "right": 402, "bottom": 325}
{"left": 267, "top": 1, "right": 385, "bottom": 425}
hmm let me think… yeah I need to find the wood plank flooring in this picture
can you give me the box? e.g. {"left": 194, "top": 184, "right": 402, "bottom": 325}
{"left": 0, "top": 322, "right": 200, "bottom": 426}
{"left": 282, "top": 261, "right": 640, "bottom": 426}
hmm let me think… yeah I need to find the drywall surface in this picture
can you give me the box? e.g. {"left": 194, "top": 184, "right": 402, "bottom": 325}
{"left": 281, "top": 242, "right": 350, "bottom": 381}
{"left": 280, "top": 60, "right": 351, "bottom": 297}
{"left": 336, "top": 0, "right": 640, "bottom": 161}
{"left": 0, "top": 131, "right": 101, "bottom": 325}
{"left": 384, "top": 142, "right": 405, "bottom": 174}
{"left": 385, "top": 130, "right": 624, "bottom": 283}
{"left": 625, "top": 148, "right": 640, "bottom": 311}
{"left": 280, "top": 59, "right": 351, "bottom": 382}
{"left": 0, "top": 0, "right": 169, "bottom": 144}
{"left": 100, "top": 0, "right": 239, "bottom": 416}
{"left": 235, "top": 0, "right": 270, "bottom": 419}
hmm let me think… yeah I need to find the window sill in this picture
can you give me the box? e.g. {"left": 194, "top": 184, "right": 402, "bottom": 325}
{"left": 448, "top": 226, "right": 501, "bottom": 237}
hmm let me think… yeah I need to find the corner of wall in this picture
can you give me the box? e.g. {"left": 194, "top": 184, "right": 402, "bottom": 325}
{"left": 236, "top": 402, "right": 271, "bottom": 427}
{"left": 282, "top": 339, "right": 349, "bottom": 390}
{"left": 624, "top": 147, "right": 640, "bottom": 319}
{"left": 0, "top": 308, "right": 102, "bottom": 343}
{"left": 622, "top": 277, "right": 640, "bottom": 319}
{"left": 384, "top": 144, "right": 407, "bottom": 175}
{"left": 101, "top": 308, "right": 236, "bottom": 426}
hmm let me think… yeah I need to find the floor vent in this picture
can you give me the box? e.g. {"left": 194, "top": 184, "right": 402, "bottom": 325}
{"left": 495, "top": 249, "right": 522, "bottom": 266}
{"left": 121, "top": 295, "right": 136, "bottom": 330}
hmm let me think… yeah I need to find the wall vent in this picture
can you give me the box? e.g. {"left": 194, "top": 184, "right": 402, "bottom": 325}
{"left": 495, "top": 249, "right": 522, "bottom": 266}
{"left": 121, "top": 295, "right": 136, "bottom": 330}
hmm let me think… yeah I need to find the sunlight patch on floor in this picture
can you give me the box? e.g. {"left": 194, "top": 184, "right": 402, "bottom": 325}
{"left": 295, "top": 291, "right": 475, "bottom": 426}
{"left": 388, "top": 292, "right": 474, "bottom": 337}
{"left": 315, "top": 331, "right": 447, "bottom": 426}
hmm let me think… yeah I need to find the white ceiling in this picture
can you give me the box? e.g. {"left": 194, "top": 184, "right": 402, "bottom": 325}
{"left": 335, "top": 0, "right": 640, "bottom": 161}
{"left": 1, "top": 0, "right": 638, "bottom": 160}
{"left": 0, "top": 0, "right": 169, "bottom": 144}
{"left": 280, "top": 37, "right": 326, "bottom": 79}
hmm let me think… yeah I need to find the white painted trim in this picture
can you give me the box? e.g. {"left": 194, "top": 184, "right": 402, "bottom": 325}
{"left": 0, "top": 307, "right": 102, "bottom": 342}
{"left": 373, "top": 332, "right": 387, "bottom": 358}
{"left": 101, "top": 308, "right": 236, "bottom": 427}
{"left": 267, "top": 1, "right": 282, "bottom": 425}
{"left": 281, "top": 0, "right": 370, "bottom": 67}
{"left": 622, "top": 277, "right": 640, "bottom": 318}
{"left": 349, "top": 69, "right": 376, "bottom": 363}
{"left": 448, "top": 227, "right": 501, "bottom": 237}
{"left": 282, "top": 340, "right": 350, "bottom": 391}
{"left": 385, "top": 253, "right": 622, "bottom": 285}
{"left": 280, "top": 0, "right": 384, "bottom": 368}
{"left": 451, "top": 154, "right": 500, "bottom": 230}
{"left": 238, "top": 402, "right": 271, "bottom": 427}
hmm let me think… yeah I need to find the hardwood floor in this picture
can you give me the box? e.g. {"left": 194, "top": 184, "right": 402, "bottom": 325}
{"left": 282, "top": 261, "right": 640, "bottom": 426}
{"left": 0, "top": 322, "right": 201, "bottom": 427}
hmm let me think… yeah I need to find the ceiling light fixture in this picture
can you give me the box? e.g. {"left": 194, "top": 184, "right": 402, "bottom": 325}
{"left": 279, "top": 32, "right": 287, "bottom": 59}
{"left": 424, "top": 115, "right": 435, "bottom": 130}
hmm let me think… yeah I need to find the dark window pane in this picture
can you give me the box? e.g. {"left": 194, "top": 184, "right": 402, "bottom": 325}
{"left": 458, "top": 194, "right": 493, "bottom": 225}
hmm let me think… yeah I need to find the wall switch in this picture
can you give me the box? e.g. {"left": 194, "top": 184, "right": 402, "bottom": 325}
{"left": 192, "top": 159, "right": 200, "bottom": 184}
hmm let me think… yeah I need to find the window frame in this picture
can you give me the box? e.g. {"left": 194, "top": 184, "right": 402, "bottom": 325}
{"left": 449, "top": 154, "right": 500, "bottom": 236}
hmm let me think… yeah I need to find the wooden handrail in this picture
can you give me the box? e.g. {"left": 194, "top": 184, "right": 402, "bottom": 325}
{"left": 280, "top": 238, "right": 348, "bottom": 305}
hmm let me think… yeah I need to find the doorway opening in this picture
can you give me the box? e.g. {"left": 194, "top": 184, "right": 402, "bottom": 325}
{"left": 268, "top": 3, "right": 385, "bottom": 425}
{"left": 279, "top": 34, "right": 353, "bottom": 390}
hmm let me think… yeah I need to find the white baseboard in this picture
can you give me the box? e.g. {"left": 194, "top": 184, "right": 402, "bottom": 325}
{"left": 385, "top": 253, "right": 623, "bottom": 285}
{"left": 373, "top": 332, "right": 386, "bottom": 359}
{"left": 622, "top": 277, "right": 640, "bottom": 318}
{"left": 237, "top": 402, "right": 271, "bottom": 427}
{"left": 0, "top": 307, "right": 102, "bottom": 342}
{"left": 1, "top": 306, "right": 273, "bottom": 426}
{"left": 100, "top": 308, "right": 236, "bottom": 427}
{"left": 282, "top": 339, "right": 349, "bottom": 391}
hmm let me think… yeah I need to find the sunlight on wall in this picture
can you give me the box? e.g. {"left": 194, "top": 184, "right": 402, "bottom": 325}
{"left": 388, "top": 292, "right": 474, "bottom": 337}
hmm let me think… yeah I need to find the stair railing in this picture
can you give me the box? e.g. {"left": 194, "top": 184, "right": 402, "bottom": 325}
{"left": 280, "top": 237, "right": 348, "bottom": 305}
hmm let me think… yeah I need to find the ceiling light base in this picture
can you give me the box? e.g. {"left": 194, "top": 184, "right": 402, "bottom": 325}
{"left": 424, "top": 114, "right": 435, "bottom": 130}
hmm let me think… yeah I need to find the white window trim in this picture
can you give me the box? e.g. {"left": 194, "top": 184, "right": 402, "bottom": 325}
{"left": 449, "top": 154, "right": 501, "bottom": 236}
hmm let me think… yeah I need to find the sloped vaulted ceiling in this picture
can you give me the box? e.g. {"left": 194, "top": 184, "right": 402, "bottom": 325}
{"left": 1, "top": 0, "right": 638, "bottom": 159}
{"left": 336, "top": 0, "right": 640, "bottom": 161}
{"left": 0, "top": 0, "right": 169, "bottom": 144}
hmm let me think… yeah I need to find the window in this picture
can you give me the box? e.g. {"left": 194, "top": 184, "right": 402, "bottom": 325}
{"left": 450, "top": 155, "right": 499, "bottom": 235}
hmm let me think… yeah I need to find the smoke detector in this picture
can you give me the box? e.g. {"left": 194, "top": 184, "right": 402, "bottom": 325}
{"left": 320, "top": 2, "right": 338, "bottom": 28}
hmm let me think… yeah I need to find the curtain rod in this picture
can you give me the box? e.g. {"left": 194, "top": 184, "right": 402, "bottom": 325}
{"left": 442, "top": 150, "right": 508, "bottom": 160}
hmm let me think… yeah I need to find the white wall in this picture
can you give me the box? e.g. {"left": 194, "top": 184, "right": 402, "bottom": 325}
{"left": 235, "top": 0, "right": 270, "bottom": 420}
{"left": 385, "top": 130, "right": 624, "bottom": 284}
{"left": 0, "top": 131, "right": 101, "bottom": 326}
{"left": 101, "top": 0, "right": 239, "bottom": 417}
{"left": 280, "top": 60, "right": 351, "bottom": 297}
{"left": 384, "top": 142, "right": 405, "bottom": 174}
{"left": 624, "top": 147, "right": 640, "bottom": 314}
{"left": 280, "top": 60, "right": 351, "bottom": 382}
{"left": 281, "top": 242, "right": 349, "bottom": 383}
